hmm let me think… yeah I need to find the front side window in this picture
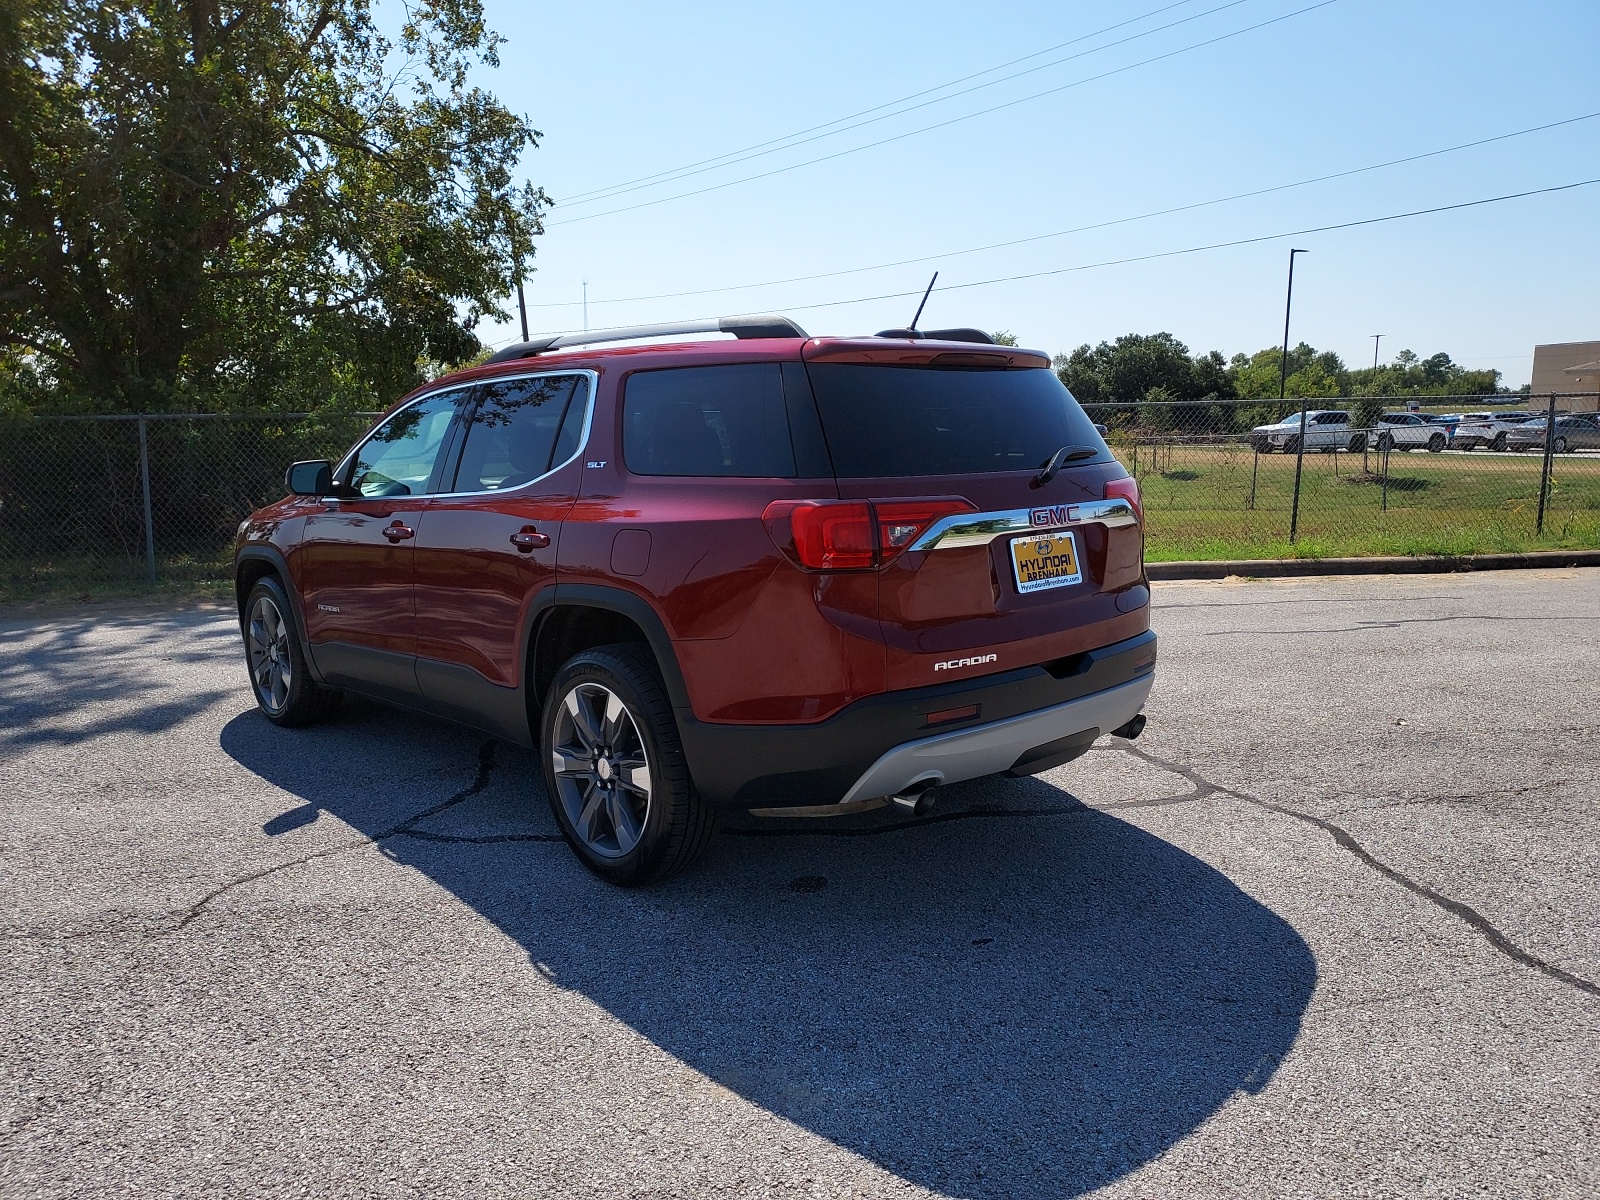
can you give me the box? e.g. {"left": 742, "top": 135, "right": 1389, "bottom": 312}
{"left": 346, "top": 390, "right": 463, "bottom": 498}
{"left": 624, "top": 363, "right": 796, "bottom": 477}
{"left": 451, "top": 374, "right": 590, "bottom": 492}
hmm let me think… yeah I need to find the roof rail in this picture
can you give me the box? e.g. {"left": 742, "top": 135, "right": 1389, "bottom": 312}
{"left": 873, "top": 327, "right": 996, "bottom": 345}
{"left": 485, "top": 314, "right": 809, "bottom": 364}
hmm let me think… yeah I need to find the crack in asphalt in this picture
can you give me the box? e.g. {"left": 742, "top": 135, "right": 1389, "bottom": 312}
{"left": 398, "top": 828, "right": 564, "bottom": 845}
{"left": 1320, "top": 776, "right": 1600, "bottom": 819}
{"left": 167, "top": 739, "right": 500, "bottom": 932}
{"left": 1109, "top": 744, "right": 1600, "bottom": 1001}
{"left": 2, "top": 741, "right": 499, "bottom": 943}
{"left": 1204, "top": 613, "right": 1596, "bottom": 636}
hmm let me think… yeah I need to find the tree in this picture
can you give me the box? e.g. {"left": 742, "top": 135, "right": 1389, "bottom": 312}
{"left": 0, "top": 0, "right": 547, "bottom": 413}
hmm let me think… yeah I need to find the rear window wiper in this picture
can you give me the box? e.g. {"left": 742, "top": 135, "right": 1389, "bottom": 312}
{"left": 1031, "top": 444, "right": 1098, "bottom": 489}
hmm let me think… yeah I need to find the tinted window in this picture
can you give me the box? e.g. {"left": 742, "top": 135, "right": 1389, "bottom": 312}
{"left": 624, "top": 364, "right": 796, "bottom": 477}
{"left": 452, "top": 374, "right": 589, "bottom": 492}
{"left": 347, "top": 391, "right": 463, "bottom": 498}
{"left": 806, "top": 365, "right": 1105, "bottom": 478}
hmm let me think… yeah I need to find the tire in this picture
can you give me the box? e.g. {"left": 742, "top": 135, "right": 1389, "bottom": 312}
{"left": 1252, "top": 440, "right": 1272, "bottom": 454}
{"left": 1282, "top": 436, "right": 1300, "bottom": 455}
{"left": 1376, "top": 433, "right": 1394, "bottom": 453}
{"left": 243, "top": 576, "right": 341, "bottom": 727}
{"left": 1428, "top": 433, "right": 1446, "bottom": 453}
{"left": 1554, "top": 436, "right": 1568, "bottom": 454}
{"left": 1348, "top": 433, "right": 1367, "bottom": 452}
{"left": 541, "top": 643, "right": 717, "bottom": 886}
{"left": 1491, "top": 432, "right": 1508, "bottom": 452}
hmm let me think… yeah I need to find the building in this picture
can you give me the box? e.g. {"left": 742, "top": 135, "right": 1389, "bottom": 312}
{"left": 1531, "top": 340, "right": 1600, "bottom": 411}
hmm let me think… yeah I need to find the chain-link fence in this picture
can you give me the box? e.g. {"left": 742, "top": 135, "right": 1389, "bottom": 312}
{"left": 0, "top": 412, "right": 378, "bottom": 598}
{"left": 2, "top": 395, "right": 1597, "bottom": 599}
{"left": 1098, "top": 393, "right": 1600, "bottom": 560}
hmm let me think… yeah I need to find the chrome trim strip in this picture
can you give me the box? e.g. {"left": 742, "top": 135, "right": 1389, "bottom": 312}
{"left": 909, "top": 497, "right": 1139, "bottom": 551}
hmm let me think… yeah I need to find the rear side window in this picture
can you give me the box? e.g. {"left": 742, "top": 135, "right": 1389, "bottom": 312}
{"left": 805, "top": 364, "right": 1105, "bottom": 478}
{"left": 624, "top": 364, "right": 796, "bottom": 477}
{"left": 451, "top": 374, "right": 589, "bottom": 492}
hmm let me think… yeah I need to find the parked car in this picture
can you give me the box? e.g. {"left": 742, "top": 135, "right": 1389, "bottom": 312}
{"left": 234, "top": 316, "right": 1155, "bottom": 885}
{"left": 1372, "top": 412, "right": 1449, "bottom": 453}
{"left": 1249, "top": 410, "right": 1363, "bottom": 453}
{"left": 1452, "top": 411, "right": 1542, "bottom": 451}
{"left": 1505, "top": 415, "right": 1600, "bottom": 453}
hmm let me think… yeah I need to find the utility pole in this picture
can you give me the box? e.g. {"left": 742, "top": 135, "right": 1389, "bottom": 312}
{"left": 583, "top": 280, "right": 588, "bottom": 332}
{"left": 1282, "top": 248, "right": 1310, "bottom": 542}
{"left": 508, "top": 209, "right": 529, "bottom": 342}
{"left": 1278, "top": 249, "right": 1307, "bottom": 417}
{"left": 1371, "top": 333, "right": 1383, "bottom": 372}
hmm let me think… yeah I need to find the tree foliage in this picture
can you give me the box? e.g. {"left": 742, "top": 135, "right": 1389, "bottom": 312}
{"left": 1056, "top": 331, "right": 1511, "bottom": 432}
{"left": 0, "top": 0, "right": 547, "bottom": 413}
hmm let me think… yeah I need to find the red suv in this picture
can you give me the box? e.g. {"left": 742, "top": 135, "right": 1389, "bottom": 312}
{"left": 235, "top": 316, "right": 1155, "bottom": 884}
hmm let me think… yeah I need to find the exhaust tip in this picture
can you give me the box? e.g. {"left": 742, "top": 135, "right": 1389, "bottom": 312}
{"left": 1110, "top": 713, "right": 1147, "bottom": 741}
{"left": 888, "top": 780, "right": 939, "bottom": 816}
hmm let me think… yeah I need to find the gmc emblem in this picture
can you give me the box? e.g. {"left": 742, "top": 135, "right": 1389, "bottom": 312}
{"left": 1030, "top": 505, "right": 1076, "bottom": 527}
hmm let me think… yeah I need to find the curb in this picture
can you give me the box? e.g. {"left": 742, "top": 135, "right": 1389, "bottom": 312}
{"left": 1147, "top": 550, "right": 1600, "bottom": 580}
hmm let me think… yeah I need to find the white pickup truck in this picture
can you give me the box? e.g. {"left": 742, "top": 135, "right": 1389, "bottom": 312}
{"left": 1249, "top": 410, "right": 1363, "bottom": 454}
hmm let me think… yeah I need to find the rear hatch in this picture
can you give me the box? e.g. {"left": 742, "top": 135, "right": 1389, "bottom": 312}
{"left": 798, "top": 339, "right": 1147, "bottom": 691}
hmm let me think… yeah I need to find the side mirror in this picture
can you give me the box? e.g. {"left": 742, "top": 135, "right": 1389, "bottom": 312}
{"left": 285, "top": 460, "right": 332, "bottom": 496}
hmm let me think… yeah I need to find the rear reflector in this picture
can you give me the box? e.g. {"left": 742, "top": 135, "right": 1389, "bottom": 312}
{"left": 924, "top": 703, "right": 980, "bottom": 726}
{"left": 764, "top": 497, "right": 976, "bottom": 571}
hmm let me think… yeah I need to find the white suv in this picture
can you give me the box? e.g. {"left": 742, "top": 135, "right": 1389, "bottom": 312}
{"left": 1249, "top": 410, "right": 1360, "bottom": 454}
{"left": 1372, "top": 412, "right": 1449, "bottom": 453}
{"left": 1452, "top": 410, "right": 1539, "bottom": 452}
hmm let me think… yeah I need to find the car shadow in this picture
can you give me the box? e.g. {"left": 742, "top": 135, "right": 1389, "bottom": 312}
{"left": 221, "top": 708, "right": 1315, "bottom": 1199}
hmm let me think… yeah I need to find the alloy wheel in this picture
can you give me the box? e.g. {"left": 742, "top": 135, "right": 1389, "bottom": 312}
{"left": 550, "top": 682, "right": 653, "bottom": 859}
{"left": 247, "top": 595, "right": 292, "bottom": 714}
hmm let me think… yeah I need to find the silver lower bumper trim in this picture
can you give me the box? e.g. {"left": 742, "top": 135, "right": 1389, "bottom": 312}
{"left": 839, "top": 675, "right": 1155, "bottom": 804}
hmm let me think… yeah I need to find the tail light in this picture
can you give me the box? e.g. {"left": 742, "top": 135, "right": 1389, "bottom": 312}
{"left": 1104, "top": 475, "right": 1141, "bottom": 519}
{"left": 764, "top": 498, "right": 975, "bottom": 571}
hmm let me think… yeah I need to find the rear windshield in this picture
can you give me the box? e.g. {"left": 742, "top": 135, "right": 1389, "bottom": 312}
{"left": 805, "top": 364, "right": 1106, "bottom": 478}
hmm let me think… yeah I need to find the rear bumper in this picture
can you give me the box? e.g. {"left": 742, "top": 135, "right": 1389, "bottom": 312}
{"left": 839, "top": 675, "right": 1152, "bottom": 803}
{"left": 676, "top": 629, "right": 1156, "bottom": 807}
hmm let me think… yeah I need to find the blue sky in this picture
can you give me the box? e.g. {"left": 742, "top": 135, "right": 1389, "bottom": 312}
{"left": 469, "top": 0, "right": 1599, "bottom": 385}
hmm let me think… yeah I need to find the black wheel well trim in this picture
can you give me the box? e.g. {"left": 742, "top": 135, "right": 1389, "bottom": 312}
{"left": 234, "top": 546, "right": 328, "bottom": 687}
{"left": 530, "top": 584, "right": 693, "bottom": 714}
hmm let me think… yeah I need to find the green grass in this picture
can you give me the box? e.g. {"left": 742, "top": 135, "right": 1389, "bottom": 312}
{"left": 1123, "top": 441, "right": 1600, "bottom": 560}
{"left": 0, "top": 551, "right": 233, "bottom": 609}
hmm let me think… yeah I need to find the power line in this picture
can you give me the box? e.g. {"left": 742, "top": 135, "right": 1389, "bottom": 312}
{"left": 547, "top": 0, "right": 1342, "bottom": 227}
{"left": 523, "top": 112, "right": 1599, "bottom": 310}
{"left": 512, "top": 178, "right": 1600, "bottom": 339}
{"left": 558, "top": 0, "right": 1249, "bottom": 208}
{"left": 559, "top": 0, "right": 1207, "bottom": 204}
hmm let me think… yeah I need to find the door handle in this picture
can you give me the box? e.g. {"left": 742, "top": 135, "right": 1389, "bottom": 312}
{"left": 510, "top": 527, "right": 551, "bottom": 552}
{"left": 383, "top": 521, "right": 415, "bottom": 543}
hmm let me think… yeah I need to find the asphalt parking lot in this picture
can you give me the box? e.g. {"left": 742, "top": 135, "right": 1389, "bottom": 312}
{"left": 2, "top": 569, "right": 1597, "bottom": 1198}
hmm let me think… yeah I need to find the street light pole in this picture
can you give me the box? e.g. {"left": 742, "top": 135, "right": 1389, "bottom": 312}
{"left": 1371, "top": 333, "right": 1383, "bottom": 372}
{"left": 1282, "top": 248, "right": 1311, "bottom": 542}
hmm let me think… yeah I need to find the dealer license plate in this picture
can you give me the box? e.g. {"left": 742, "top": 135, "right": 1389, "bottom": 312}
{"left": 1010, "top": 530, "right": 1083, "bottom": 594}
